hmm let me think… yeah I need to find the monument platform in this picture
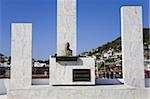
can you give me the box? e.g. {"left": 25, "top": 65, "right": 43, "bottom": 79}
{"left": 7, "top": 2, "right": 149, "bottom": 99}
{"left": 7, "top": 85, "right": 150, "bottom": 99}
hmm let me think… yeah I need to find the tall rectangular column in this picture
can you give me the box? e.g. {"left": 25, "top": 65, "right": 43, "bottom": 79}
{"left": 50, "top": 0, "right": 95, "bottom": 85}
{"left": 57, "top": 0, "right": 76, "bottom": 56}
{"left": 121, "top": 6, "right": 145, "bottom": 88}
{"left": 11, "top": 23, "right": 32, "bottom": 89}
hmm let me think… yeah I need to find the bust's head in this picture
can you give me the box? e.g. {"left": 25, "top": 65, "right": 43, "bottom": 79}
{"left": 65, "top": 42, "right": 70, "bottom": 49}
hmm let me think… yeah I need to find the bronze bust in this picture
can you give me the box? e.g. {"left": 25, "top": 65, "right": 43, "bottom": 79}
{"left": 65, "top": 42, "right": 73, "bottom": 56}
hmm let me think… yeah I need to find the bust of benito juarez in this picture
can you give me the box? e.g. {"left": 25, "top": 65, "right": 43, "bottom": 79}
{"left": 65, "top": 42, "right": 73, "bottom": 56}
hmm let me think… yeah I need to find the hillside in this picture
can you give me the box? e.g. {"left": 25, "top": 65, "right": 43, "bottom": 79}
{"left": 80, "top": 28, "right": 150, "bottom": 58}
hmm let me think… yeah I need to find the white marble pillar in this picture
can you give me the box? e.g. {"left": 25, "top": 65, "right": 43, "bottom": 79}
{"left": 121, "top": 6, "right": 145, "bottom": 88}
{"left": 57, "top": 0, "right": 76, "bottom": 56}
{"left": 11, "top": 23, "right": 32, "bottom": 89}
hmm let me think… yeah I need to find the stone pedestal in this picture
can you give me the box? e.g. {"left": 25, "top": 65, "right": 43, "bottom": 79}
{"left": 49, "top": 57, "right": 95, "bottom": 85}
{"left": 11, "top": 23, "right": 32, "bottom": 89}
{"left": 121, "top": 6, "right": 145, "bottom": 88}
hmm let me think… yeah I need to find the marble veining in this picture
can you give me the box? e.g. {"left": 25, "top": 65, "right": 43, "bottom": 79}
{"left": 11, "top": 23, "right": 32, "bottom": 89}
{"left": 121, "top": 6, "right": 145, "bottom": 88}
{"left": 57, "top": 0, "right": 76, "bottom": 56}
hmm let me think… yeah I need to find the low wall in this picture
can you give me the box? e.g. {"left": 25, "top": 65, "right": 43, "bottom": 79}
{"left": 145, "top": 79, "right": 150, "bottom": 87}
{"left": 0, "top": 79, "right": 150, "bottom": 95}
{"left": 0, "top": 79, "right": 49, "bottom": 95}
{"left": 32, "top": 79, "right": 49, "bottom": 85}
{"left": 7, "top": 85, "right": 150, "bottom": 99}
{"left": 0, "top": 79, "right": 9, "bottom": 95}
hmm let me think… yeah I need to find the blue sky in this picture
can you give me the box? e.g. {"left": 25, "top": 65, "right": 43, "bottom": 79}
{"left": 0, "top": 0, "right": 149, "bottom": 60}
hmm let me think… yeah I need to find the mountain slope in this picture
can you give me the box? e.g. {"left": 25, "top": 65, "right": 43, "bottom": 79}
{"left": 80, "top": 28, "right": 150, "bottom": 58}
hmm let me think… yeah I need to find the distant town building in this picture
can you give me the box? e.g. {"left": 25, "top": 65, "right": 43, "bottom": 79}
{"left": 34, "top": 61, "right": 47, "bottom": 67}
{"left": 144, "top": 60, "right": 150, "bottom": 71}
{"left": 103, "top": 49, "right": 114, "bottom": 59}
{"left": 0, "top": 54, "right": 10, "bottom": 67}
